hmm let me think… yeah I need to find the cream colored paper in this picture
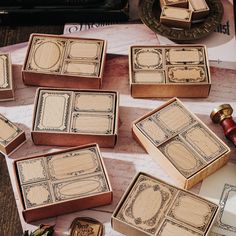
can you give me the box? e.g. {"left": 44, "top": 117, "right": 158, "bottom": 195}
{"left": 199, "top": 163, "right": 236, "bottom": 236}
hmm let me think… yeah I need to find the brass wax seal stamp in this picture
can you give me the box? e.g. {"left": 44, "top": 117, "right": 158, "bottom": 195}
{"left": 69, "top": 217, "right": 103, "bottom": 236}
{"left": 210, "top": 104, "right": 236, "bottom": 145}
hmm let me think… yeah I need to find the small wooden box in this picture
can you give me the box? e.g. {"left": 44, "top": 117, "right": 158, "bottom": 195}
{"left": 112, "top": 172, "right": 219, "bottom": 236}
{"left": 132, "top": 98, "right": 231, "bottom": 189}
{"left": 160, "top": 0, "right": 188, "bottom": 8}
{"left": 129, "top": 45, "right": 211, "bottom": 98}
{"left": 22, "top": 34, "right": 107, "bottom": 89}
{"left": 32, "top": 88, "right": 119, "bottom": 148}
{"left": 0, "top": 53, "right": 14, "bottom": 101}
{"left": 160, "top": 6, "right": 192, "bottom": 29}
{"left": 0, "top": 113, "right": 26, "bottom": 155}
{"left": 189, "top": 0, "right": 209, "bottom": 20}
{"left": 13, "top": 144, "right": 112, "bottom": 222}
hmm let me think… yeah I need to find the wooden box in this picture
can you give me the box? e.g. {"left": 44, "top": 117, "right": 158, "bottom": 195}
{"left": 22, "top": 34, "right": 107, "bottom": 89}
{"left": 13, "top": 143, "right": 112, "bottom": 222}
{"left": 0, "top": 53, "right": 14, "bottom": 101}
{"left": 129, "top": 45, "right": 211, "bottom": 98}
{"left": 132, "top": 98, "right": 231, "bottom": 189}
{"left": 32, "top": 88, "right": 119, "bottom": 148}
{"left": 189, "top": 0, "right": 209, "bottom": 20}
{"left": 160, "top": 6, "right": 192, "bottom": 29}
{"left": 160, "top": 0, "right": 188, "bottom": 8}
{"left": 0, "top": 113, "right": 26, "bottom": 155}
{"left": 112, "top": 172, "right": 219, "bottom": 236}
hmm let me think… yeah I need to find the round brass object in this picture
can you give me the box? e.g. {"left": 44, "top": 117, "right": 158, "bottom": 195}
{"left": 139, "top": 0, "right": 223, "bottom": 42}
{"left": 210, "top": 104, "right": 233, "bottom": 124}
{"left": 69, "top": 217, "right": 103, "bottom": 236}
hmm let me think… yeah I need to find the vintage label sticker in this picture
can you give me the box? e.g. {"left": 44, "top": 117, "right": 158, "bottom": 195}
{"left": 159, "top": 136, "right": 206, "bottom": 178}
{"left": 53, "top": 174, "right": 109, "bottom": 202}
{"left": 34, "top": 90, "right": 72, "bottom": 132}
{"left": 17, "top": 158, "right": 48, "bottom": 185}
{"left": 132, "top": 47, "right": 163, "bottom": 70}
{"left": 167, "top": 191, "right": 218, "bottom": 232}
{"left": 181, "top": 123, "right": 228, "bottom": 162}
{"left": 70, "top": 112, "right": 114, "bottom": 135}
{"left": 116, "top": 174, "right": 178, "bottom": 235}
{"left": 46, "top": 147, "right": 102, "bottom": 181}
{"left": 26, "top": 36, "right": 66, "bottom": 73}
{"left": 74, "top": 92, "right": 115, "bottom": 113}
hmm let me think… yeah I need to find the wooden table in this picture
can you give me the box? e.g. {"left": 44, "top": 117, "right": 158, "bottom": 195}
{"left": 1, "top": 24, "right": 236, "bottom": 235}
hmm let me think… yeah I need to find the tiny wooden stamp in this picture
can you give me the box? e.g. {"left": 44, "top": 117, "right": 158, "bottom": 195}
{"left": 132, "top": 98, "right": 231, "bottom": 189}
{"left": 129, "top": 45, "right": 211, "bottom": 98}
{"left": 112, "top": 172, "right": 219, "bottom": 236}
{"left": 189, "top": 0, "right": 209, "bottom": 20}
{"left": 160, "top": 0, "right": 188, "bottom": 8}
{"left": 0, "top": 113, "right": 26, "bottom": 155}
{"left": 14, "top": 144, "right": 112, "bottom": 222}
{"left": 160, "top": 6, "right": 192, "bottom": 29}
{"left": 22, "top": 34, "right": 107, "bottom": 89}
{"left": 32, "top": 88, "right": 119, "bottom": 147}
{"left": 0, "top": 53, "right": 14, "bottom": 101}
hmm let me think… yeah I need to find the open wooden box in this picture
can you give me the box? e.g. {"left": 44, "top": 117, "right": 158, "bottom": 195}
{"left": 129, "top": 45, "right": 211, "bottom": 98}
{"left": 12, "top": 143, "right": 112, "bottom": 222}
{"left": 112, "top": 172, "right": 219, "bottom": 236}
{"left": 31, "top": 88, "right": 119, "bottom": 148}
{"left": 22, "top": 34, "right": 107, "bottom": 89}
{"left": 0, "top": 113, "right": 26, "bottom": 155}
{"left": 0, "top": 53, "right": 14, "bottom": 101}
{"left": 132, "top": 98, "right": 231, "bottom": 189}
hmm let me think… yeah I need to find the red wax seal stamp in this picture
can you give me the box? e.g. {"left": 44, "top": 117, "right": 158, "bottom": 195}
{"left": 210, "top": 104, "right": 236, "bottom": 145}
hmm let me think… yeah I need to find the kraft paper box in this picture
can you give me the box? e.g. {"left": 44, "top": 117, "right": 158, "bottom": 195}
{"left": 0, "top": 53, "right": 14, "bottom": 101}
{"left": 0, "top": 113, "right": 26, "bottom": 155}
{"left": 22, "top": 34, "right": 107, "bottom": 89}
{"left": 129, "top": 45, "right": 211, "bottom": 98}
{"left": 13, "top": 143, "right": 112, "bottom": 222}
{"left": 31, "top": 88, "right": 119, "bottom": 148}
{"left": 112, "top": 172, "right": 219, "bottom": 236}
{"left": 132, "top": 98, "right": 231, "bottom": 189}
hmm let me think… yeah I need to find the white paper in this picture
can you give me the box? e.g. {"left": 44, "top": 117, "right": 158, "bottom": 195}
{"left": 199, "top": 163, "right": 236, "bottom": 236}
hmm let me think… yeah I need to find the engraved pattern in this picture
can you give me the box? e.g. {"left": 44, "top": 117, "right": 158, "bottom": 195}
{"left": 216, "top": 184, "right": 236, "bottom": 233}
{"left": 34, "top": 90, "right": 72, "bottom": 132}
{"left": 117, "top": 174, "right": 177, "bottom": 235}
{"left": 181, "top": 123, "right": 228, "bottom": 162}
{"left": 139, "top": 0, "right": 223, "bottom": 41}
{"left": 0, "top": 115, "right": 21, "bottom": 146}
{"left": 159, "top": 137, "right": 206, "bottom": 178}
{"left": 0, "top": 54, "right": 10, "bottom": 89}
{"left": 167, "top": 191, "right": 218, "bottom": 232}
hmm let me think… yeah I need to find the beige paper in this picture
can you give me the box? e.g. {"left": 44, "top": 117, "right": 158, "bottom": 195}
{"left": 199, "top": 163, "right": 236, "bottom": 236}
{"left": 162, "top": 7, "right": 192, "bottom": 21}
{"left": 0, "top": 55, "right": 9, "bottom": 89}
{"left": 189, "top": 0, "right": 209, "bottom": 10}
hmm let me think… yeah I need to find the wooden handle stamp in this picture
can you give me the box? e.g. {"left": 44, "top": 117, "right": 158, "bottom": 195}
{"left": 211, "top": 104, "right": 236, "bottom": 146}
